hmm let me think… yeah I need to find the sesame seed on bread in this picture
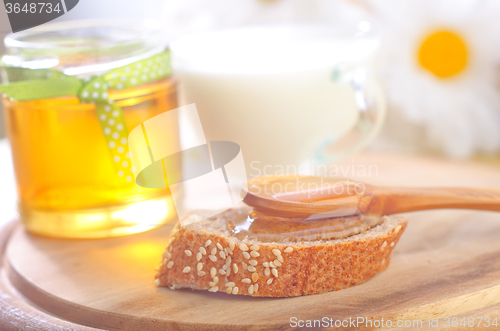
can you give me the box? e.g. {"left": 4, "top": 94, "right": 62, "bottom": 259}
{"left": 155, "top": 207, "right": 407, "bottom": 297}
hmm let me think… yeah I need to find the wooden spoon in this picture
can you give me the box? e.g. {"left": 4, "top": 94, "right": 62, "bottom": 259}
{"left": 242, "top": 175, "right": 500, "bottom": 219}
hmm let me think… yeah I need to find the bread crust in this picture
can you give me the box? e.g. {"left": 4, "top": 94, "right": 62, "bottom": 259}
{"left": 156, "top": 212, "right": 407, "bottom": 297}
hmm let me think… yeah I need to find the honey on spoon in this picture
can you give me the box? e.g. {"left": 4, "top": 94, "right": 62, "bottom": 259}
{"left": 243, "top": 175, "right": 500, "bottom": 217}
{"left": 224, "top": 176, "right": 380, "bottom": 243}
{"left": 229, "top": 175, "right": 500, "bottom": 242}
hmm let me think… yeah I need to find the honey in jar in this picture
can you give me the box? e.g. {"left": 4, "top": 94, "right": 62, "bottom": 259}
{"left": 1, "top": 20, "right": 179, "bottom": 238}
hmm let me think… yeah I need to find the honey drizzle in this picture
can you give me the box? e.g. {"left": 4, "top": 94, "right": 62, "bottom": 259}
{"left": 221, "top": 206, "right": 382, "bottom": 243}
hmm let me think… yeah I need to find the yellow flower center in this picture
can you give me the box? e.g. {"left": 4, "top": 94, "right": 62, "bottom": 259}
{"left": 418, "top": 30, "right": 468, "bottom": 78}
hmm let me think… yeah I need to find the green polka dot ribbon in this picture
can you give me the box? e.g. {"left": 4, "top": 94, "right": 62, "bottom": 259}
{"left": 0, "top": 50, "right": 172, "bottom": 182}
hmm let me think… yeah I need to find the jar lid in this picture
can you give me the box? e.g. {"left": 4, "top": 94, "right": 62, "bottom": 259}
{"left": 2, "top": 19, "right": 165, "bottom": 77}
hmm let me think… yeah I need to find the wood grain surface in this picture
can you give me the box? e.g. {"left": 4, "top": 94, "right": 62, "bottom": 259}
{"left": 0, "top": 221, "right": 98, "bottom": 331}
{"left": 3, "top": 152, "right": 500, "bottom": 330}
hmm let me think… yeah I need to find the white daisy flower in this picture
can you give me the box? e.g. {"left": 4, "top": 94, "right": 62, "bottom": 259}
{"left": 367, "top": 0, "right": 500, "bottom": 158}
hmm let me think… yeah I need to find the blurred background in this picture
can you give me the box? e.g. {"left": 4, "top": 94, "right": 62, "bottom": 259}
{"left": 2, "top": 0, "right": 500, "bottom": 226}
{"left": 3, "top": 0, "right": 500, "bottom": 157}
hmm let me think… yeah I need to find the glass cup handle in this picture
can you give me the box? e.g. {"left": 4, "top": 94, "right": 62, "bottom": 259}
{"left": 315, "top": 66, "right": 386, "bottom": 163}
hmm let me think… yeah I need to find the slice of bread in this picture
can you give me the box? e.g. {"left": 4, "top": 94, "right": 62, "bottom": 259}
{"left": 155, "top": 207, "right": 407, "bottom": 297}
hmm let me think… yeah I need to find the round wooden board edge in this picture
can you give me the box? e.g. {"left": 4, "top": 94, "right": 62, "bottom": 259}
{"left": 0, "top": 221, "right": 100, "bottom": 330}
{"left": 5, "top": 222, "right": 500, "bottom": 331}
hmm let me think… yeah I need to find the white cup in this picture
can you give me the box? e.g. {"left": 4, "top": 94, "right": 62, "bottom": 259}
{"left": 171, "top": 24, "right": 385, "bottom": 178}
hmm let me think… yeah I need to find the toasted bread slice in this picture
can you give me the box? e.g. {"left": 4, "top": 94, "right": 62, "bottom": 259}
{"left": 155, "top": 207, "right": 407, "bottom": 297}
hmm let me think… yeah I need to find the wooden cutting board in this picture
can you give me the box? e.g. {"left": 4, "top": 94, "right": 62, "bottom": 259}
{"left": 4, "top": 153, "right": 500, "bottom": 330}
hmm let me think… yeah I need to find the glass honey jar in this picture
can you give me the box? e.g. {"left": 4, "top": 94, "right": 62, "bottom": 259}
{"left": 0, "top": 20, "right": 179, "bottom": 238}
